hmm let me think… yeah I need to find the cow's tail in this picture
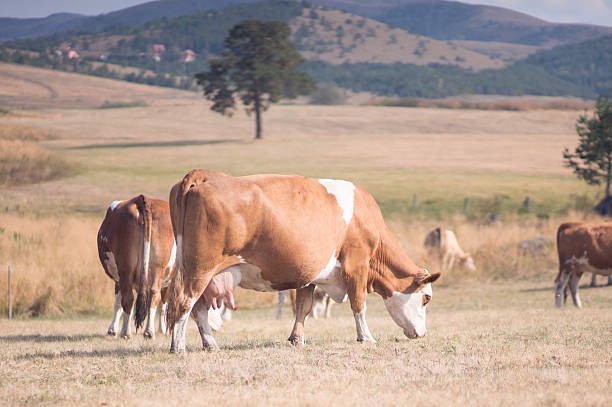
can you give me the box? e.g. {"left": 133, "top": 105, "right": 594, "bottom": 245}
{"left": 134, "top": 194, "right": 153, "bottom": 331}
{"left": 555, "top": 222, "right": 574, "bottom": 283}
{"left": 167, "top": 170, "right": 208, "bottom": 333}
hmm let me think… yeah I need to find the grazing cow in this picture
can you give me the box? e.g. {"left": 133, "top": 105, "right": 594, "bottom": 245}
{"left": 167, "top": 170, "right": 441, "bottom": 353}
{"left": 97, "top": 196, "right": 234, "bottom": 339}
{"left": 555, "top": 222, "right": 612, "bottom": 308}
{"left": 424, "top": 227, "right": 476, "bottom": 272}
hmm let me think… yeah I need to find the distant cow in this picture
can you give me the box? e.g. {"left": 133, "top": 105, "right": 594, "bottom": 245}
{"left": 167, "top": 170, "right": 441, "bottom": 353}
{"left": 424, "top": 227, "right": 475, "bottom": 272}
{"left": 555, "top": 222, "right": 612, "bottom": 308}
{"left": 277, "top": 288, "right": 334, "bottom": 319}
{"left": 97, "top": 195, "right": 234, "bottom": 339}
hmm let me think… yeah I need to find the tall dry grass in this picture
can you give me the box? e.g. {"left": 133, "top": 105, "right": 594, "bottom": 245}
{"left": 0, "top": 214, "right": 111, "bottom": 317}
{"left": 0, "top": 211, "right": 597, "bottom": 318}
{"left": 0, "top": 124, "right": 72, "bottom": 186}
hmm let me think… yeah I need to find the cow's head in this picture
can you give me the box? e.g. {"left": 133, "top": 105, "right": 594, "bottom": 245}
{"left": 383, "top": 270, "right": 441, "bottom": 338}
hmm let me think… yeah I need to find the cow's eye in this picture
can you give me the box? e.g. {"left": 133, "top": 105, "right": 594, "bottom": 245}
{"left": 422, "top": 294, "right": 431, "bottom": 306}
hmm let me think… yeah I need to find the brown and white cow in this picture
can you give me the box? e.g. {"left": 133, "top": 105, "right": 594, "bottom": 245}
{"left": 555, "top": 222, "right": 612, "bottom": 308}
{"left": 166, "top": 170, "right": 441, "bottom": 353}
{"left": 97, "top": 195, "right": 175, "bottom": 339}
{"left": 424, "top": 227, "right": 475, "bottom": 272}
{"left": 97, "top": 195, "right": 235, "bottom": 339}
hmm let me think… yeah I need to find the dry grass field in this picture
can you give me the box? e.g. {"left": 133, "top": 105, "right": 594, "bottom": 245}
{"left": 0, "top": 63, "right": 610, "bottom": 406}
{"left": 1, "top": 283, "right": 610, "bottom": 406}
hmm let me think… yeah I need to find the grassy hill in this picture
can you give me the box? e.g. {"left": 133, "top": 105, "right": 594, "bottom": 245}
{"left": 314, "top": 0, "right": 612, "bottom": 47}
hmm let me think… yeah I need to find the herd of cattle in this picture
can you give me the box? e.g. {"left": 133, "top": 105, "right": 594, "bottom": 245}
{"left": 97, "top": 170, "right": 611, "bottom": 351}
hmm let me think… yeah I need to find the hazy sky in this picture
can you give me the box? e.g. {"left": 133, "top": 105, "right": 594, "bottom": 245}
{"left": 0, "top": 0, "right": 611, "bottom": 26}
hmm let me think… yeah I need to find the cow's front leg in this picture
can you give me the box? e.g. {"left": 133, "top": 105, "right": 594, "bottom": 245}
{"left": 288, "top": 284, "right": 316, "bottom": 346}
{"left": 347, "top": 281, "right": 375, "bottom": 343}
{"left": 590, "top": 273, "right": 597, "bottom": 287}
{"left": 107, "top": 288, "right": 123, "bottom": 337}
{"left": 191, "top": 296, "right": 219, "bottom": 351}
{"left": 608, "top": 275, "right": 612, "bottom": 286}
{"left": 568, "top": 272, "right": 583, "bottom": 308}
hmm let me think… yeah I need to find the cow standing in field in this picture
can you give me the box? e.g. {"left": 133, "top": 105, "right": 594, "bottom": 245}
{"left": 555, "top": 222, "right": 612, "bottom": 308}
{"left": 424, "top": 227, "right": 476, "bottom": 272}
{"left": 167, "top": 170, "right": 441, "bottom": 353}
{"left": 97, "top": 195, "right": 175, "bottom": 339}
{"left": 97, "top": 195, "right": 234, "bottom": 339}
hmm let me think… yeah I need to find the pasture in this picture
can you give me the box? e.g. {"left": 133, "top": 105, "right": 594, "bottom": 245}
{"left": 0, "top": 63, "right": 611, "bottom": 405}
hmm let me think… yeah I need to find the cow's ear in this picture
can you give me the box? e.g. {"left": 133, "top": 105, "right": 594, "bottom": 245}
{"left": 420, "top": 272, "right": 441, "bottom": 285}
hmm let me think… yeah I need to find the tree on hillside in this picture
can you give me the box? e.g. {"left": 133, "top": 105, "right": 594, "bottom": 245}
{"left": 563, "top": 97, "right": 612, "bottom": 197}
{"left": 195, "top": 20, "right": 315, "bottom": 139}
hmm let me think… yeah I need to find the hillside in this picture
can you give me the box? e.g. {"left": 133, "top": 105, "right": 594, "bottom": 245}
{"left": 314, "top": 0, "right": 612, "bottom": 47}
{"left": 290, "top": 7, "right": 504, "bottom": 69}
{"left": 2, "top": 0, "right": 611, "bottom": 50}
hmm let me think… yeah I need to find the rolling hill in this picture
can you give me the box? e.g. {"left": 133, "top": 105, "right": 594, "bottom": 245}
{"left": 1, "top": 0, "right": 611, "bottom": 49}
{"left": 314, "top": 0, "right": 612, "bottom": 47}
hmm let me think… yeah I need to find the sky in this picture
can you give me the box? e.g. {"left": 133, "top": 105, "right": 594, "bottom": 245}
{"left": 0, "top": 0, "right": 611, "bottom": 26}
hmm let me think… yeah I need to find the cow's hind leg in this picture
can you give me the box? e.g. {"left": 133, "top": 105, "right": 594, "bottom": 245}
{"left": 119, "top": 289, "right": 135, "bottom": 339}
{"left": 158, "top": 302, "right": 168, "bottom": 335}
{"left": 568, "top": 272, "right": 583, "bottom": 308}
{"left": 555, "top": 269, "right": 571, "bottom": 308}
{"left": 591, "top": 273, "right": 597, "bottom": 287}
{"left": 191, "top": 296, "right": 219, "bottom": 351}
{"left": 288, "top": 285, "right": 316, "bottom": 346}
{"left": 107, "top": 286, "right": 123, "bottom": 336}
{"left": 608, "top": 275, "right": 612, "bottom": 286}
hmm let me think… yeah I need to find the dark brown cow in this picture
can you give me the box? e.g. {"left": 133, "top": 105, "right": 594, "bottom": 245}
{"left": 97, "top": 195, "right": 236, "bottom": 339}
{"left": 555, "top": 222, "right": 612, "bottom": 308}
{"left": 167, "top": 170, "right": 441, "bottom": 353}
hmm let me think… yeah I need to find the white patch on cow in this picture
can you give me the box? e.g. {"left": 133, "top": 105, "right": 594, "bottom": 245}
{"left": 109, "top": 200, "right": 122, "bottom": 211}
{"left": 237, "top": 255, "right": 246, "bottom": 264}
{"left": 170, "top": 297, "right": 196, "bottom": 353}
{"left": 312, "top": 251, "right": 348, "bottom": 303}
{"left": 144, "top": 306, "right": 157, "bottom": 338}
{"left": 353, "top": 302, "right": 376, "bottom": 342}
{"left": 103, "top": 251, "right": 119, "bottom": 281}
{"left": 383, "top": 284, "right": 432, "bottom": 339}
{"left": 229, "top": 261, "right": 274, "bottom": 292}
{"left": 159, "top": 302, "right": 168, "bottom": 334}
{"left": 107, "top": 291, "right": 123, "bottom": 336}
{"left": 99, "top": 235, "right": 108, "bottom": 243}
{"left": 318, "top": 179, "right": 355, "bottom": 226}
{"left": 162, "top": 240, "right": 177, "bottom": 288}
{"left": 143, "top": 239, "right": 151, "bottom": 277}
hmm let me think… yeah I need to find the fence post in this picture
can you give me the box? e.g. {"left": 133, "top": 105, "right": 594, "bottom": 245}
{"left": 8, "top": 265, "right": 12, "bottom": 320}
{"left": 413, "top": 194, "right": 418, "bottom": 209}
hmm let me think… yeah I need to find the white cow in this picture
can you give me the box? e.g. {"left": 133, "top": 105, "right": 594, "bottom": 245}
{"left": 424, "top": 227, "right": 476, "bottom": 272}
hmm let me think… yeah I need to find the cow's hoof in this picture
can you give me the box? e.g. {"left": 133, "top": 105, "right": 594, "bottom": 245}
{"left": 107, "top": 329, "right": 117, "bottom": 337}
{"left": 169, "top": 347, "right": 185, "bottom": 354}
{"left": 120, "top": 334, "right": 131, "bottom": 340}
{"left": 288, "top": 335, "right": 304, "bottom": 346}
{"left": 143, "top": 331, "right": 153, "bottom": 339}
{"left": 357, "top": 337, "right": 377, "bottom": 344}
{"left": 203, "top": 344, "right": 220, "bottom": 352}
